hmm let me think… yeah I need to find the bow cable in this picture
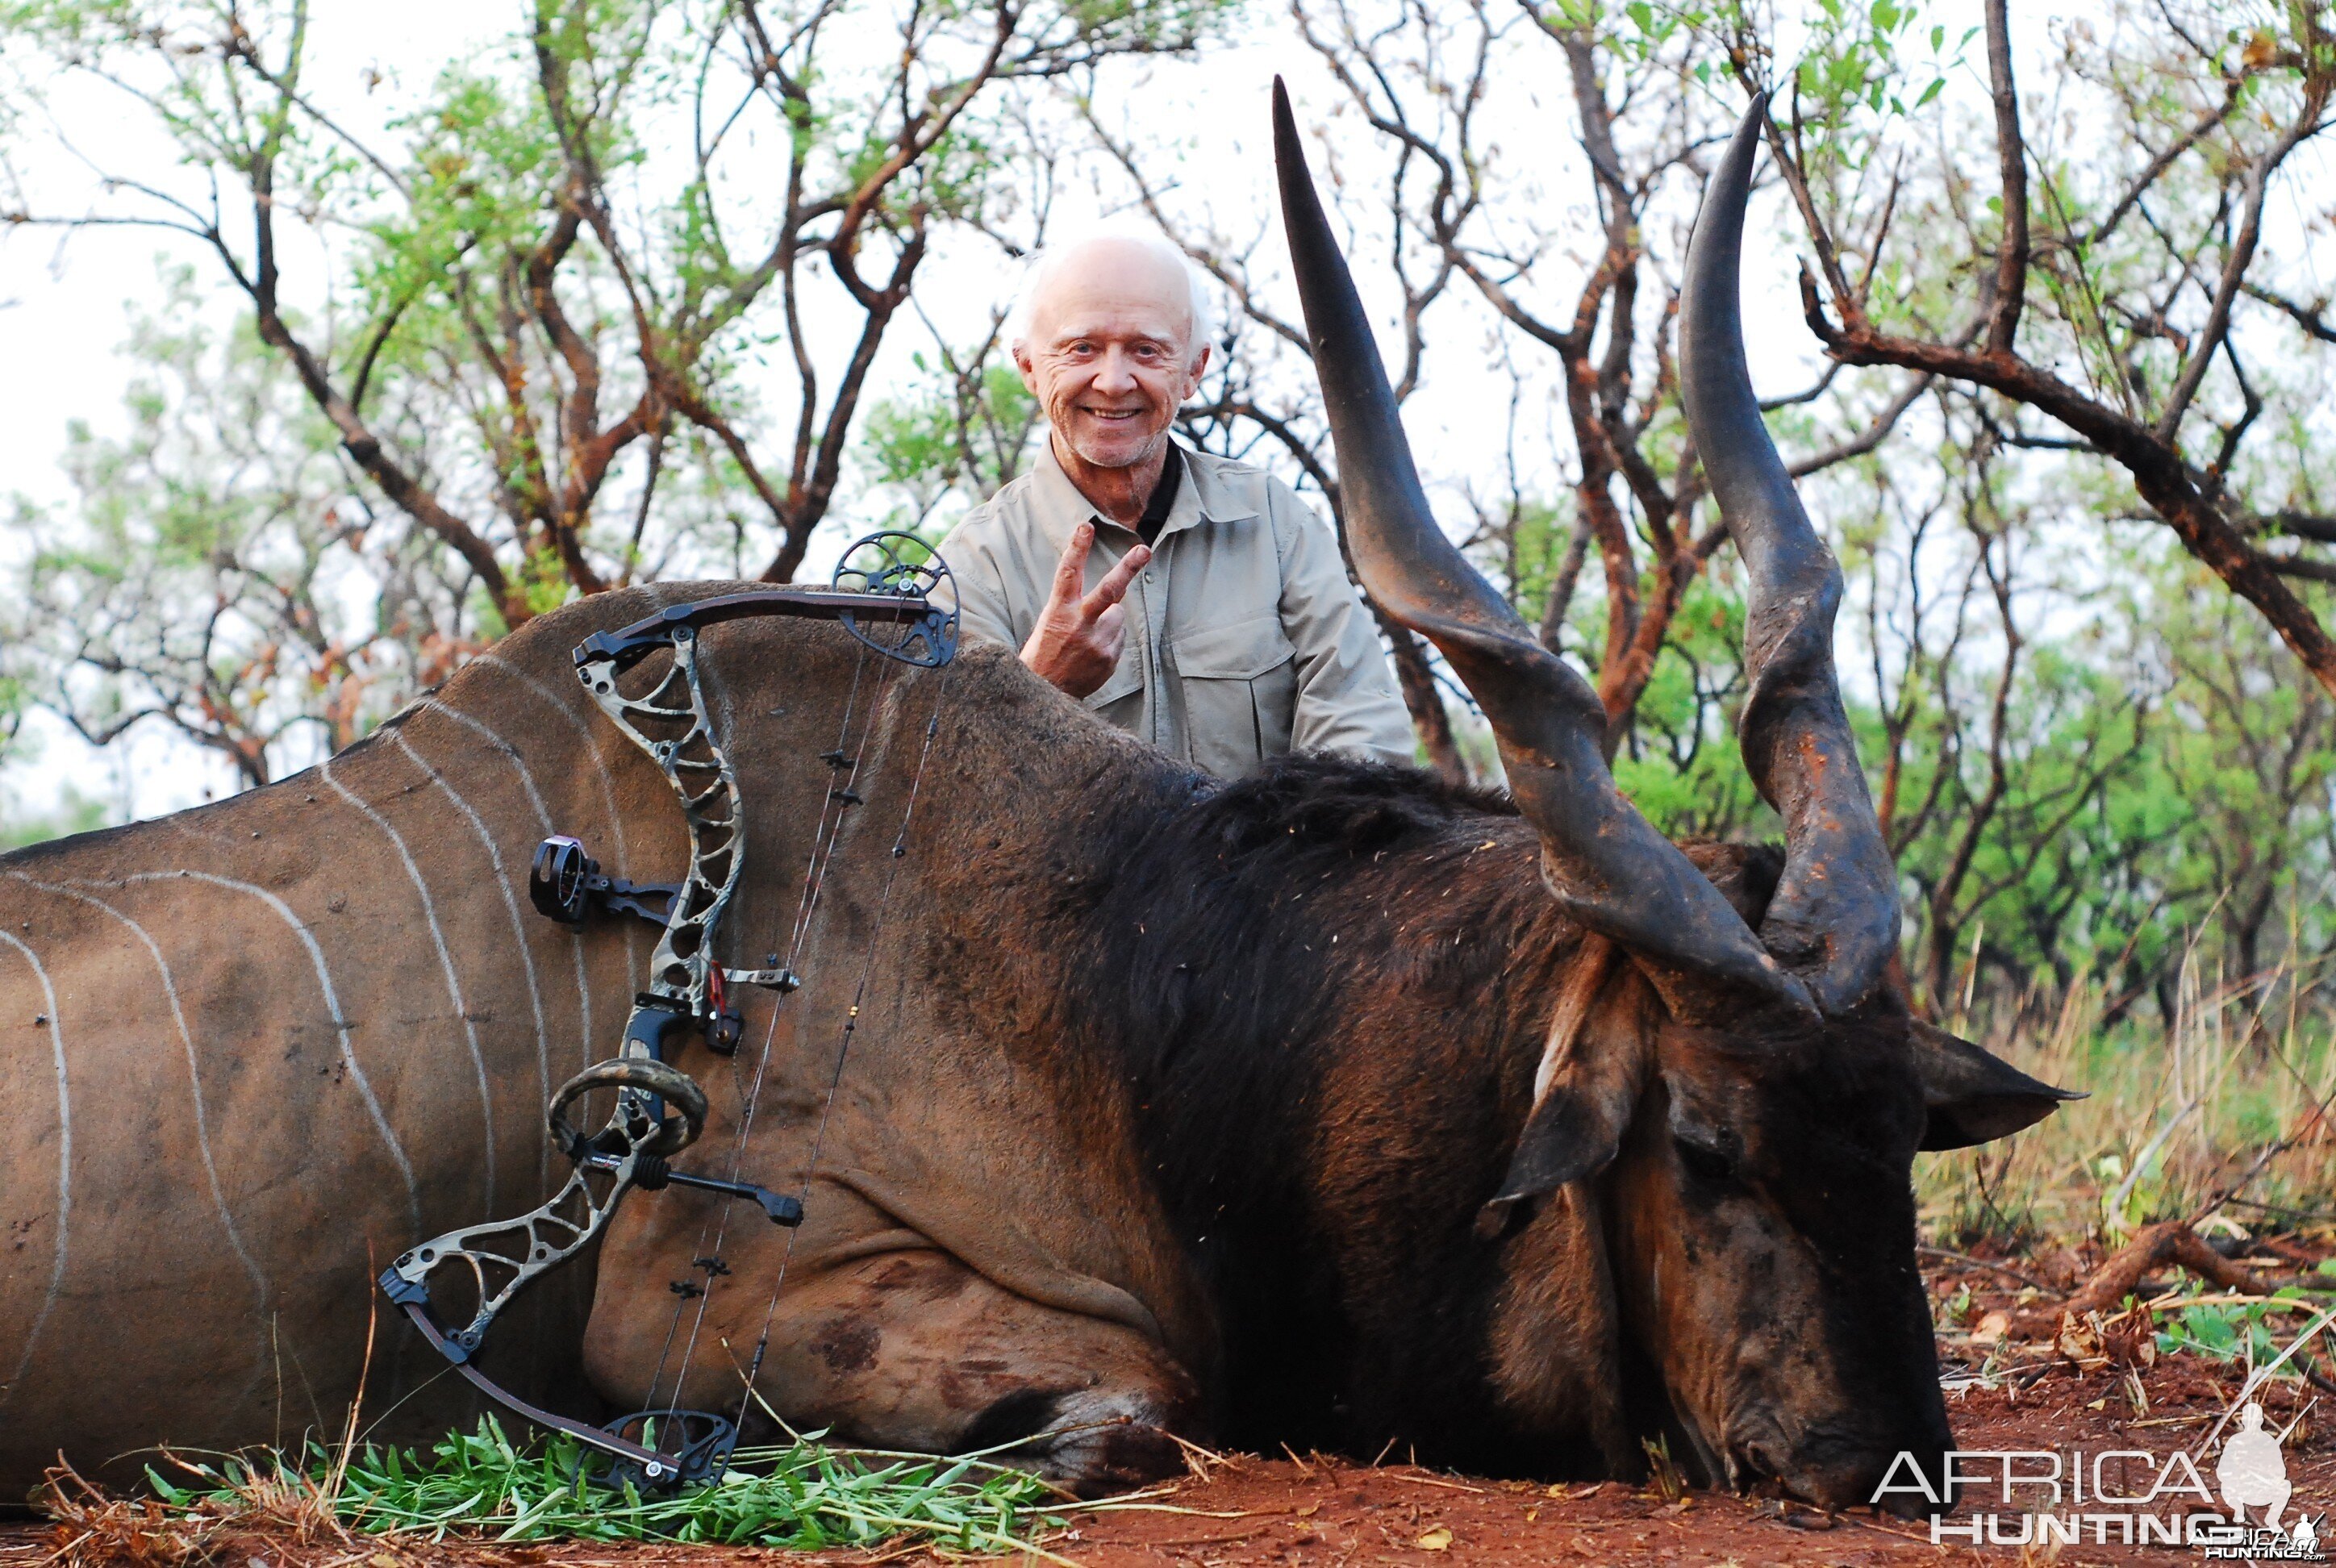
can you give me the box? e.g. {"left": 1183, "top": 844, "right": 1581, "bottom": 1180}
{"left": 645, "top": 635, "right": 909, "bottom": 1419}
{"left": 730, "top": 655, "right": 957, "bottom": 1435}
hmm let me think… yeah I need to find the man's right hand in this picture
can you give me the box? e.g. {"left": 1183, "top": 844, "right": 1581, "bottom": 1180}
{"left": 1020, "top": 522, "right": 1151, "bottom": 699}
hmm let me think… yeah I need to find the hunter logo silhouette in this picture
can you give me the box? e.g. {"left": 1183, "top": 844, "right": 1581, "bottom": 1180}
{"left": 2219, "top": 1402, "right": 2295, "bottom": 1533}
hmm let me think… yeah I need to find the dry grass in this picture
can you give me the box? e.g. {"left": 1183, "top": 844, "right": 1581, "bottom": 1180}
{"left": 1919, "top": 932, "right": 2336, "bottom": 1257}
{"left": 31, "top": 1424, "right": 1069, "bottom": 1567}
{"left": 39, "top": 1454, "right": 414, "bottom": 1568}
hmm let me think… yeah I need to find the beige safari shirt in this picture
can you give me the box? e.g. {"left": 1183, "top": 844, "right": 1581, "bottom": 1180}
{"left": 936, "top": 442, "right": 1416, "bottom": 778}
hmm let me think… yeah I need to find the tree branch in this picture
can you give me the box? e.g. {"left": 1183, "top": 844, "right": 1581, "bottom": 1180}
{"left": 1982, "top": 0, "right": 2029, "bottom": 357}
{"left": 2246, "top": 282, "right": 2336, "bottom": 344}
{"left": 1800, "top": 276, "right": 2336, "bottom": 699}
{"left": 1786, "top": 373, "right": 1932, "bottom": 478}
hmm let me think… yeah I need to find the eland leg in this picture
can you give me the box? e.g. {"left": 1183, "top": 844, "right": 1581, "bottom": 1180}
{"left": 583, "top": 1246, "right": 1199, "bottom": 1495}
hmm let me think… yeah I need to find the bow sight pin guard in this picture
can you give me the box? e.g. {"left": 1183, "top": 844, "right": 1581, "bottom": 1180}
{"left": 529, "top": 836, "right": 681, "bottom": 927}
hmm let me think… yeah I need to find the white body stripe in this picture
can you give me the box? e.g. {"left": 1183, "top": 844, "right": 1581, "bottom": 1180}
{"left": 423, "top": 700, "right": 594, "bottom": 1069}
{"left": 476, "top": 653, "right": 641, "bottom": 992}
{"left": 322, "top": 758, "right": 498, "bottom": 1207}
{"left": 0, "top": 932, "right": 68, "bottom": 1416}
{"left": 111, "top": 869, "right": 420, "bottom": 1229}
{"left": 4, "top": 873, "right": 269, "bottom": 1307}
{"left": 393, "top": 731, "right": 553, "bottom": 1178}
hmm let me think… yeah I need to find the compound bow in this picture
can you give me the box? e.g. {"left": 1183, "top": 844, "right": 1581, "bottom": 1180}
{"left": 380, "top": 532, "right": 957, "bottom": 1490}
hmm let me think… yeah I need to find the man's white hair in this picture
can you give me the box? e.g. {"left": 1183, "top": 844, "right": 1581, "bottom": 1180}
{"left": 1007, "top": 219, "right": 1219, "bottom": 362}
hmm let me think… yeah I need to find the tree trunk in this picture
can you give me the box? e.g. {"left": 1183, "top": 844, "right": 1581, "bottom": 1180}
{"left": 1382, "top": 614, "right": 1467, "bottom": 784}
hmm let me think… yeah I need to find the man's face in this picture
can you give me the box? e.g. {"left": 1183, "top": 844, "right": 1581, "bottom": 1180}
{"left": 1014, "top": 239, "right": 1210, "bottom": 472}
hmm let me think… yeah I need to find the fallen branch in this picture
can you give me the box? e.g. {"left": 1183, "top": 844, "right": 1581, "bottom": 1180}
{"left": 1916, "top": 1245, "right": 2051, "bottom": 1292}
{"left": 2066, "top": 1220, "right": 2270, "bottom": 1318}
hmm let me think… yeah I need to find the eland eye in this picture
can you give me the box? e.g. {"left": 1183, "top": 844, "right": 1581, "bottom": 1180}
{"left": 1672, "top": 1128, "right": 1737, "bottom": 1183}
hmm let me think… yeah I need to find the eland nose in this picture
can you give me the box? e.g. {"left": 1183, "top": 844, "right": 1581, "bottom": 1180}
{"left": 1782, "top": 1428, "right": 1950, "bottom": 1517}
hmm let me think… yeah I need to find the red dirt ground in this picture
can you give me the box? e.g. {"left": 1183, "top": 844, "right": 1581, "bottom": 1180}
{"left": 12, "top": 1250, "right": 2334, "bottom": 1566}
{"left": 1040, "top": 1360, "right": 2329, "bottom": 1566}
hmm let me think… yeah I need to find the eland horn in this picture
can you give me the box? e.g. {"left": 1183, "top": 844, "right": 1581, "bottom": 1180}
{"left": 1271, "top": 78, "right": 1814, "bottom": 1026}
{"left": 1679, "top": 96, "right": 1899, "bottom": 1015}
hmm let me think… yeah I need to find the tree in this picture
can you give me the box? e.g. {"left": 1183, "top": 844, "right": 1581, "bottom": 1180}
{"left": 6, "top": 0, "right": 2332, "bottom": 1032}
{"left": 4, "top": 269, "right": 454, "bottom": 786}
{"left": 1858, "top": 423, "right": 2336, "bottom": 1015}
{"left": 2, "top": 0, "right": 1221, "bottom": 635}
{"left": 1072, "top": 0, "right": 1926, "bottom": 780}
{"left": 2146, "top": 561, "right": 2336, "bottom": 983}
{"left": 1869, "top": 418, "right": 2162, "bottom": 1006}
{"left": 1736, "top": 0, "right": 2336, "bottom": 695}
{"left": 857, "top": 335, "right": 1044, "bottom": 534}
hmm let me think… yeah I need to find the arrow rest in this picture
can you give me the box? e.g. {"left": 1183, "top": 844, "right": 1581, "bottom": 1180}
{"left": 380, "top": 535, "right": 957, "bottom": 1491}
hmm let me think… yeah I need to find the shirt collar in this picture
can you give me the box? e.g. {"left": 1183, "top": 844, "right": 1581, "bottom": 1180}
{"left": 1032, "top": 437, "right": 1257, "bottom": 544}
{"left": 1137, "top": 440, "right": 1183, "bottom": 540}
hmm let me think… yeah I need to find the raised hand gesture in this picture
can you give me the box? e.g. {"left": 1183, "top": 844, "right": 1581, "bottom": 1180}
{"left": 1019, "top": 522, "right": 1151, "bottom": 699}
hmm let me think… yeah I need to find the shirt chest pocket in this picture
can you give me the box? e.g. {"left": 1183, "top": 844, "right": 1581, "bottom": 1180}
{"left": 1170, "top": 614, "right": 1298, "bottom": 778}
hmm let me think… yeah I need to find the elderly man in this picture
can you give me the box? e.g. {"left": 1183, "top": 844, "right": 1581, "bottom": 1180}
{"left": 937, "top": 227, "right": 1415, "bottom": 778}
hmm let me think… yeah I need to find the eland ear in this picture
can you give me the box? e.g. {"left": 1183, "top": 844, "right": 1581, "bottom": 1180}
{"left": 1475, "top": 987, "right": 1645, "bottom": 1238}
{"left": 1910, "top": 1020, "right": 2083, "bottom": 1151}
{"left": 1494, "top": 1081, "right": 1633, "bottom": 1203}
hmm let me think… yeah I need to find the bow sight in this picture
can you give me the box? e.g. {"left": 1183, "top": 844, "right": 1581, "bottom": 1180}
{"left": 379, "top": 532, "right": 957, "bottom": 1491}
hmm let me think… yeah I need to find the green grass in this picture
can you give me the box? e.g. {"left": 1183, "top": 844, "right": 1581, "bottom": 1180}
{"left": 148, "top": 1417, "right": 1066, "bottom": 1553}
{"left": 2155, "top": 1294, "right": 2305, "bottom": 1365}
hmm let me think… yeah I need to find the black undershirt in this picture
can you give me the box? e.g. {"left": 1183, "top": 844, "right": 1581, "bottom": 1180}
{"left": 1137, "top": 442, "right": 1184, "bottom": 547}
